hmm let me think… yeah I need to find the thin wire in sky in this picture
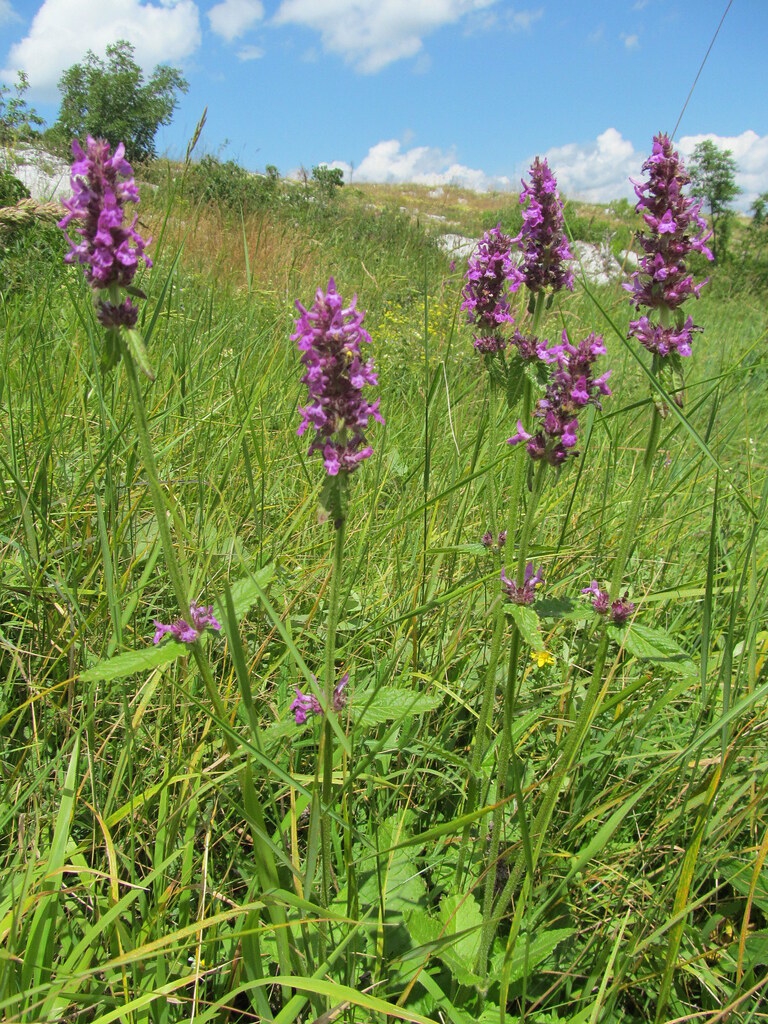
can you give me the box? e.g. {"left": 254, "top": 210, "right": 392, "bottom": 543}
{"left": 672, "top": 0, "right": 734, "bottom": 139}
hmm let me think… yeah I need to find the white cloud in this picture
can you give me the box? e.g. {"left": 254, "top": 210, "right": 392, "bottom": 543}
{"left": 273, "top": 0, "right": 500, "bottom": 73}
{"left": 320, "top": 138, "right": 512, "bottom": 191}
{"left": 208, "top": 0, "right": 263, "bottom": 42}
{"left": 678, "top": 130, "right": 768, "bottom": 212}
{"left": 621, "top": 32, "right": 639, "bottom": 50}
{"left": 535, "top": 128, "right": 642, "bottom": 205}
{"left": 237, "top": 43, "right": 264, "bottom": 60}
{"left": 2, "top": 0, "right": 201, "bottom": 98}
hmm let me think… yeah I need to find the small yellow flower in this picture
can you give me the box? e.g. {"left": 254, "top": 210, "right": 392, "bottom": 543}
{"left": 531, "top": 650, "right": 554, "bottom": 668}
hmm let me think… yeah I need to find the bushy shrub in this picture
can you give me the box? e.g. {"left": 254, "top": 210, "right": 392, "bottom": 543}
{"left": 0, "top": 167, "right": 30, "bottom": 206}
{"left": 185, "top": 154, "right": 279, "bottom": 212}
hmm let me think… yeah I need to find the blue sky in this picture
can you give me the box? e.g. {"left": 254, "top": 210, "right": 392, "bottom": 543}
{"left": 2, "top": 0, "right": 766, "bottom": 209}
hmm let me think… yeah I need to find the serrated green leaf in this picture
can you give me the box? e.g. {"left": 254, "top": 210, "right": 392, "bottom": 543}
{"left": 493, "top": 927, "right": 575, "bottom": 985}
{"left": 509, "top": 604, "right": 544, "bottom": 650}
{"left": 124, "top": 327, "right": 155, "bottom": 381}
{"left": 437, "top": 892, "right": 484, "bottom": 986}
{"left": 80, "top": 640, "right": 191, "bottom": 682}
{"left": 354, "top": 687, "right": 440, "bottom": 728}
{"left": 613, "top": 622, "right": 697, "bottom": 674}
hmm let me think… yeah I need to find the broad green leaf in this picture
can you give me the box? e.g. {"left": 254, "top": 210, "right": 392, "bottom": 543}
{"left": 508, "top": 604, "right": 544, "bottom": 650}
{"left": 80, "top": 640, "right": 190, "bottom": 682}
{"left": 436, "top": 892, "right": 484, "bottom": 986}
{"left": 612, "top": 621, "right": 697, "bottom": 675}
{"left": 492, "top": 927, "right": 575, "bottom": 985}
{"left": 354, "top": 687, "right": 440, "bottom": 728}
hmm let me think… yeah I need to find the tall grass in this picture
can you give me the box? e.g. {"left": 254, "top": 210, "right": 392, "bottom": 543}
{"left": 1, "top": 166, "right": 767, "bottom": 1024}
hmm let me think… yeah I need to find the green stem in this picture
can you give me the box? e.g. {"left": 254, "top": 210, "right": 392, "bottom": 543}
{"left": 476, "top": 461, "right": 546, "bottom": 972}
{"left": 320, "top": 516, "right": 346, "bottom": 908}
{"left": 479, "top": 390, "right": 663, "bottom": 972}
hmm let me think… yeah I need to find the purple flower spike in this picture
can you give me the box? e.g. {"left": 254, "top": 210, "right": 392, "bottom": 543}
{"left": 294, "top": 279, "right": 383, "bottom": 476}
{"left": 59, "top": 136, "right": 152, "bottom": 291}
{"left": 290, "top": 689, "right": 322, "bottom": 725}
{"left": 507, "top": 331, "right": 611, "bottom": 466}
{"left": 626, "top": 134, "right": 713, "bottom": 360}
{"left": 290, "top": 672, "right": 349, "bottom": 725}
{"left": 501, "top": 563, "right": 544, "bottom": 606}
{"left": 153, "top": 602, "right": 221, "bottom": 645}
{"left": 461, "top": 223, "right": 523, "bottom": 352}
{"left": 515, "top": 157, "right": 574, "bottom": 293}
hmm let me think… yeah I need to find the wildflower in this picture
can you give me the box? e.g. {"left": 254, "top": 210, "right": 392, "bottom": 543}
{"left": 501, "top": 563, "right": 544, "bottom": 606}
{"left": 507, "top": 331, "right": 611, "bottom": 465}
{"left": 581, "top": 582, "right": 635, "bottom": 624}
{"left": 291, "top": 673, "right": 349, "bottom": 725}
{"left": 610, "top": 595, "right": 636, "bottom": 624}
{"left": 515, "top": 157, "right": 574, "bottom": 293}
{"left": 153, "top": 603, "right": 221, "bottom": 645}
{"left": 59, "top": 136, "right": 152, "bottom": 292}
{"left": 294, "top": 279, "right": 383, "bottom": 476}
{"left": 531, "top": 649, "right": 555, "bottom": 668}
{"left": 481, "top": 530, "right": 507, "bottom": 549}
{"left": 582, "top": 580, "right": 610, "bottom": 614}
{"left": 626, "top": 133, "right": 713, "bottom": 362}
{"left": 461, "top": 223, "right": 523, "bottom": 353}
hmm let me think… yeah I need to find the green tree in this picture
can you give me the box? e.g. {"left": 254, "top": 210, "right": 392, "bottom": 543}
{"left": 688, "top": 139, "right": 740, "bottom": 262}
{"left": 52, "top": 40, "right": 187, "bottom": 163}
{"left": 0, "top": 71, "right": 45, "bottom": 146}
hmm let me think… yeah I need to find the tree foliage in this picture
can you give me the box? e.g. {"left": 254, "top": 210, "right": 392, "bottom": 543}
{"left": 0, "top": 71, "right": 44, "bottom": 145}
{"left": 52, "top": 40, "right": 188, "bottom": 164}
{"left": 688, "top": 139, "right": 740, "bottom": 262}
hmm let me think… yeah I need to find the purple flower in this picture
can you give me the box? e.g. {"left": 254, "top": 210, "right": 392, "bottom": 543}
{"left": 290, "top": 673, "right": 349, "bottom": 725}
{"left": 510, "top": 329, "right": 551, "bottom": 362}
{"left": 626, "top": 314, "right": 701, "bottom": 358}
{"left": 481, "top": 530, "right": 507, "bottom": 550}
{"left": 610, "top": 595, "right": 636, "bottom": 625}
{"left": 501, "top": 563, "right": 544, "bottom": 606}
{"left": 294, "top": 279, "right": 383, "bottom": 476}
{"left": 515, "top": 158, "right": 574, "bottom": 293}
{"left": 581, "top": 580, "right": 610, "bottom": 614}
{"left": 625, "top": 134, "right": 713, "bottom": 360}
{"left": 507, "top": 331, "right": 611, "bottom": 465}
{"left": 153, "top": 602, "right": 221, "bottom": 645}
{"left": 59, "top": 137, "right": 152, "bottom": 292}
{"left": 461, "top": 224, "right": 523, "bottom": 352}
{"left": 581, "top": 582, "right": 635, "bottom": 624}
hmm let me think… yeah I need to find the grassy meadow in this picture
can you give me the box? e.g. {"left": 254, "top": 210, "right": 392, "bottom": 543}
{"left": 1, "top": 158, "right": 768, "bottom": 1024}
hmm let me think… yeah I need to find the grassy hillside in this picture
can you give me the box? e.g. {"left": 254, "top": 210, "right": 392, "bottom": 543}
{"left": 1, "top": 153, "right": 767, "bottom": 1024}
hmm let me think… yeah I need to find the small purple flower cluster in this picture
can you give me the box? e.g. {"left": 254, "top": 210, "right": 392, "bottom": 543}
{"left": 291, "top": 673, "right": 349, "bottom": 725}
{"left": 501, "top": 563, "right": 544, "bottom": 606}
{"left": 515, "top": 157, "right": 574, "bottom": 294}
{"left": 59, "top": 137, "right": 152, "bottom": 326}
{"left": 581, "top": 581, "right": 635, "bottom": 625}
{"left": 481, "top": 530, "right": 507, "bottom": 549}
{"left": 294, "top": 279, "right": 384, "bottom": 476}
{"left": 626, "top": 133, "right": 713, "bottom": 358}
{"left": 461, "top": 224, "right": 523, "bottom": 354}
{"left": 153, "top": 603, "right": 221, "bottom": 645}
{"left": 508, "top": 331, "right": 611, "bottom": 465}
{"left": 509, "top": 329, "right": 550, "bottom": 362}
